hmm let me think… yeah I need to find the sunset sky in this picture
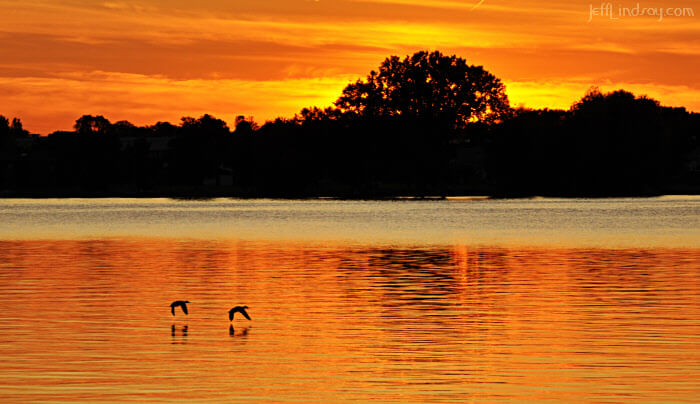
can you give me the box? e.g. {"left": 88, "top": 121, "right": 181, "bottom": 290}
{"left": 0, "top": 0, "right": 698, "bottom": 134}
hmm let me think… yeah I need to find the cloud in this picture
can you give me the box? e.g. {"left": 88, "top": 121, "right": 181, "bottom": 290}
{"left": 0, "top": 0, "right": 697, "bottom": 133}
{"left": 4, "top": 69, "right": 697, "bottom": 135}
{"left": 0, "top": 71, "right": 354, "bottom": 134}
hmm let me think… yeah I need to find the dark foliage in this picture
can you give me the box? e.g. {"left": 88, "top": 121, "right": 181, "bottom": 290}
{"left": 336, "top": 51, "right": 510, "bottom": 128}
{"left": 0, "top": 52, "right": 698, "bottom": 197}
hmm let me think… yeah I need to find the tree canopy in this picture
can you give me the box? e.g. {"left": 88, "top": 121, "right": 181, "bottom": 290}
{"left": 74, "top": 115, "right": 111, "bottom": 135}
{"left": 1, "top": 51, "right": 698, "bottom": 197}
{"left": 335, "top": 51, "right": 511, "bottom": 128}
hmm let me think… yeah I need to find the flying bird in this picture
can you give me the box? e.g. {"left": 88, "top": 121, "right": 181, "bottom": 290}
{"left": 229, "top": 306, "right": 251, "bottom": 321}
{"left": 170, "top": 300, "right": 190, "bottom": 316}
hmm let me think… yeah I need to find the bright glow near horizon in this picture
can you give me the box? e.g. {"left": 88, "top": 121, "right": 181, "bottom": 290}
{"left": 0, "top": 0, "right": 698, "bottom": 134}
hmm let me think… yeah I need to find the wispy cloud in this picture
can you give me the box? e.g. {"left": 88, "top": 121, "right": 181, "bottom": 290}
{"left": 0, "top": 0, "right": 697, "bottom": 133}
{"left": 0, "top": 71, "right": 354, "bottom": 133}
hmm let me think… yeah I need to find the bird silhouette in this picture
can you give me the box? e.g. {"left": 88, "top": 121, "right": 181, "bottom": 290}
{"left": 229, "top": 306, "right": 251, "bottom": 321}
{"left": 170, "top": 300, "right": 190, "bottom": 316}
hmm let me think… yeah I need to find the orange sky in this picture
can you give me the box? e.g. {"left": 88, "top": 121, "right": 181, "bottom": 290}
{"left": 0, "top": 0, "right": 698, "bottom": 134}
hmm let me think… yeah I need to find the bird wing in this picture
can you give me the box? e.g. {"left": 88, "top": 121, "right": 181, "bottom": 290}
{"left": 181, "top": 303, "right": 188, "bottom": 315}
{"left": 239, "top": 307, "right": 251, "bottom": 320}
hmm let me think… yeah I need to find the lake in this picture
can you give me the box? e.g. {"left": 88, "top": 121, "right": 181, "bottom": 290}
{"left": 0, "top": 197, "right": 698, "bottom": 402}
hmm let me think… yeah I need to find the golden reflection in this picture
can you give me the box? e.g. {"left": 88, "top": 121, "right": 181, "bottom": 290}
{"left": 0, "top": 238, "right": 698, "bottom": 401}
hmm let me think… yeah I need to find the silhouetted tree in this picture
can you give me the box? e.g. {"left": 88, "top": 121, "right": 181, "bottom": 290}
{"left": 568, "top": 88, "right": 665, "bottom": 194}
{"left": 488, "top": 107, "right": 570, "bottom": 195}
{"left": 1, "top": 116, "right": 29, "bottom": 154}
{"left": 486, "top": 88, "right": 694, "bottom": 196}
{"left": 150, "top": 121, "right": 178, "bottom": 137}
{"left": 10, "top": 118, "right": 28, "bottom": 137}
{"left": 74, "top": 115, "right": 111, "bottom": 135}
{"left": 0, "top": 115, "right": 9, "bottom": 140}
{"left": 70, "top": 115, "right": 121, "bottom": 190}
{"left": 1, "top": 51, "right": 698, "bottom": 197}
{"left": 171, "top": 114, "right": 230, "bottom": 186}
{"left": 111, "top": 120, "right": 140, "bottom": 137}
{"left": 180, "top": 114, "right": 230, "bottom": 138}
{"left": 234, "top": 115, "right": 259, "bottom": 135}
{"left": 336, "top": 51, "right": 511, "bottom": 128}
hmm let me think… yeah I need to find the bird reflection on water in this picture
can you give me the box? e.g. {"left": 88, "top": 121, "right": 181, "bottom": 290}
{"left": 0, "top": 232, "right": 698, "bottom": 402}
{"left": 229, "top": 325, "right": 250, "bottom": 338}
{"left": 171, "top": 324, "right": 188, "bottom": 344}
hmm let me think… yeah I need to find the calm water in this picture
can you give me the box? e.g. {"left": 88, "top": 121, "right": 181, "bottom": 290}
{"left": 0, "top": 197, "right": 698, "bottom": 402}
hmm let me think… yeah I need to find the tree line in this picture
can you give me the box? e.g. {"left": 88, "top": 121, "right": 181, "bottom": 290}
{"left": 1, "top": 51, "right": 698, "bottom": 197}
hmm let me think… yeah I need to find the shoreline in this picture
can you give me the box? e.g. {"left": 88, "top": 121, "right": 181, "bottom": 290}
{"left": 0, "top": 189, "right": 697, "bottom": 200}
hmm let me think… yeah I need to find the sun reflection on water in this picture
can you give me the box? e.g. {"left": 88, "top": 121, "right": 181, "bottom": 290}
{"left": 0, "top": 238, "right": 697, "bottom": 402}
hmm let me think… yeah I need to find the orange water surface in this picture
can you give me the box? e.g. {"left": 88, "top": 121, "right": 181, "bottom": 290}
{"left": 0, "top": 198, "right": 698, "bottom": 402}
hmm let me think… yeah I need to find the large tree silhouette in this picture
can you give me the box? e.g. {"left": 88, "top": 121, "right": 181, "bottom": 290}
{"left": 335, "top": 51, "right": 511, "bottom": 128}
{"left": 2, "top": 50, "right": 698, "bottom": 197}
